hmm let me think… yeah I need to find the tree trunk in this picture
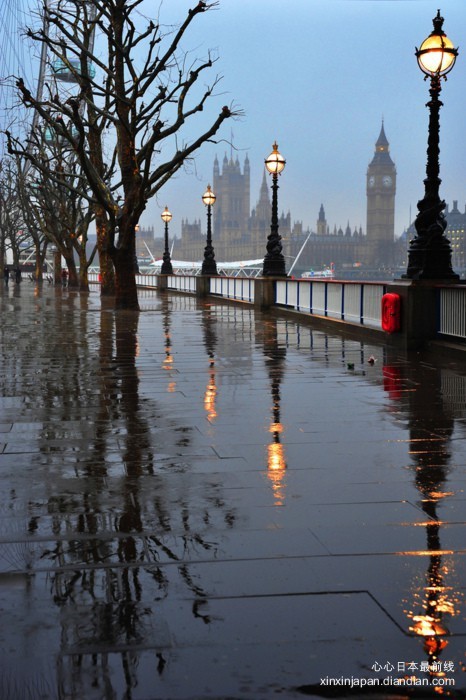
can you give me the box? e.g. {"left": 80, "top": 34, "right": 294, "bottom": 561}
{"left": 112, "top": 247, "right": 139, "bottom": 310}
{"left": 95, "top": 210, "right": 115, "bottom": 296}
{"left": 78, "top": 249, "right": 90, "bottom": 292}
{"left": 34, "top": 240, "right": 44, "bottom": 283}
{"left": 65, "top": 255, "right": 78, "bottom": 288}
{"left": 52, "top": 249, "right": 61, "bottom": 285}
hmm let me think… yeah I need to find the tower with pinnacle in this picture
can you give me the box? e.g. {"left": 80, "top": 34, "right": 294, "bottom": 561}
{"left": 213, "top": 153, "right": 250, "bottom": 247}
{"left": 366, "top": 121, "right": 397, "bottom": 266}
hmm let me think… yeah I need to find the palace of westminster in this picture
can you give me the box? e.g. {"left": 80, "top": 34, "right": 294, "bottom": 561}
{"left": 138, "top": 122, "right": 466, "bottom": 276}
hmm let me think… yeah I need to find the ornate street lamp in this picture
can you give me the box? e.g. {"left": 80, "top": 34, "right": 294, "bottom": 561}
{"left": 160, "top": 206, "right": 174, "bottom": 274}
{"left": 404, "top": 11, "right": 459, "bottom": 280}
{"left": 262, "top": 142, "right": 287, "bottom": 277}
{"left": 201, "top": 184, "right": 217, "bottom": 276}
{"left": 133, "top": 223, "right": 140, "bottom": 274}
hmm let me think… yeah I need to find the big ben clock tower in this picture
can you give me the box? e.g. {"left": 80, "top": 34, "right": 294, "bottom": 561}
{"left": 366, "top": 121, "right": 396, "bottom": 267}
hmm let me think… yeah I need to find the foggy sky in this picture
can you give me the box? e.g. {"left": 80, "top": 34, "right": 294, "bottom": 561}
{"left": 146, "top": 0, "right": 466, "bottom": 244}
{"left": 3, "top": 0, "right": 466, "bottom": 245}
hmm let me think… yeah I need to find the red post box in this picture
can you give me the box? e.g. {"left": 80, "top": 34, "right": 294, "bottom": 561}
{"left": 381, "top": 293, "right": 401, "bottom": 333}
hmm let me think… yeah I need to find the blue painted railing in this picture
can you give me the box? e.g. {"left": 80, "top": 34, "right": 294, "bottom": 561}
{"left": 87, "top": 272, "right": 466, "bottom": 340}
{"left": 88, "top": 273, "right": 386, "bottom": 331}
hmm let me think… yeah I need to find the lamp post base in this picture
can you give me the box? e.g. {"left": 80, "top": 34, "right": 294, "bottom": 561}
{"left": 262, "top": 254, "right": 287, "bottom": 277}
{"left": 403, "top": 237, "right": 459, "bottom": 281}
{"left": 201, "top": 261, "right": 217, "bottom": 276}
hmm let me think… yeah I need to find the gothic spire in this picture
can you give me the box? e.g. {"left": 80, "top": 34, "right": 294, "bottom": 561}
{"left": 370, "top": 120, "right": 395, "bottom": 166}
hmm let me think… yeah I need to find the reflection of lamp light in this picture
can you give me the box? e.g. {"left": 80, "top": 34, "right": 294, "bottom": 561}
{"left": 162, "top": 348, "right": 173, "bottom": 369}
{"left": 267, "top": 438, "right": 286, "bottom": 506}
{"left": 410, "top": 615, "right": 449, "bottom": 637}
{"left": 161, "top": 298, "right": 176, "bottom": 391}
{"left": 404, "top": 493, "right": 462, "bottom": 672}
{"left": 263, "top": 318, "right": 287, "bottom": 504}
{"left": 267, "top": 413, "right": 287, "bottom": 504}
{"left": 204, "top": 367, "right": 217, "bottom": 421}
{"left": 268, "top": 439, "right": 286, "bottom": 471}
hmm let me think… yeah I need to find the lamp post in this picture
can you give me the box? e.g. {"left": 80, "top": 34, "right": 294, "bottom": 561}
{"left": 262, "top": 142, "right": 287, "bottom": 277}
{"left": 404, "top": 10, "right": 459, "bottom": 281}
{"left": 201, "top": 184, "right": 217, "bottom": 276}
{"left": 134, "top": 224, "right": 140, "bottom": 274}
{"left": 160, "top": 206, "right": 173, "bottom": 274}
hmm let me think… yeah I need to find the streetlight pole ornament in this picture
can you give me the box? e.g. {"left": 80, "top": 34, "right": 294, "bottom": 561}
{"left": 404, "top": 11, "right": 459, "bottom": 281}
{"left": 262, "top": 142, "right": 287, "bottom": 277}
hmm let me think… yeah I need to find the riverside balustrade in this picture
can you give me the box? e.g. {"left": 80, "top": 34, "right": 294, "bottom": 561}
{"left": 86, "top": 272, "right": 466, "bottom": 343}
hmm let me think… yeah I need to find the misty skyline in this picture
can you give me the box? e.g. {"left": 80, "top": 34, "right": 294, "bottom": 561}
{"left": 142, "top": 0, "right": 466, "bottom": 244}
{"left": 2, "top": 0, "right": 466, "bottom": 247}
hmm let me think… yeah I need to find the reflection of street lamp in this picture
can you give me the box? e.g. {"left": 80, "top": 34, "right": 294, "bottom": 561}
{"left": 267, "top": 389, "right": 287, "bottom": 505}
{"left": 201, "top": 304, "right": 218, "bottom": 423}
{"left": 263, "top": 318, "right": 287, "bottom": 504}
{"left": 385, "top": 355, "right": 462, "bottom": 678}
{"left": 204, "top": 365, "right": 217, "bottom": 422}
{"left": 201, "top": 184, "right": 217, "bottom": 276}
{"left": 160, "top": 206, "right": 173, "bottom": 275}
{"left": 262, "top": 142, "right": 287, "bottom": 277}
{"left": 161, "top": 295, "right": 176, "bottom": 392}
{"left": 404, "top": 11, "right": 459, "bottom": 280}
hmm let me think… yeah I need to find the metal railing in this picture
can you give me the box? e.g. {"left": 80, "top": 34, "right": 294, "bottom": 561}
{"left": 165, "top": 275, "right": 197, "bottom": 293}
{"left": 275, "top": 279, "right": 386, "bottom": 329}
{"left": 84, "top": 271, "right": 466, "bottom": 343}
{"left": 88, "top": 273, "right": 385, "bottom": 329}
{"left": 438, "top": 286, "right": 466, "bottom": 339}
{"left": 88, "top": 269, "right": 466, "bottom": 342}
{"left": 210, "top": 276, "right": 255, "bottom": 303}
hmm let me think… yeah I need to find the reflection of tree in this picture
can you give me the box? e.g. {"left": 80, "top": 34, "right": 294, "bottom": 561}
{"left": 1, "top": 292, "right": 254, "bottom": 695}
{"left": 24, "top": 297, "right": 242, "bottom": 696}
{"left": 48, "top": 305, "right": 158, "bottom": 656}
{"left": 385, "top": 356, "right": 462, "bottom": 678}
{"left": 259, "top": 316, "right": 287, "bottom": 505}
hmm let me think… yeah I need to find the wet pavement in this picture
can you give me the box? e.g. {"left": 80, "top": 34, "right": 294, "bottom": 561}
{"left": 1, "top": 282, "right": 466, "bottom": 699}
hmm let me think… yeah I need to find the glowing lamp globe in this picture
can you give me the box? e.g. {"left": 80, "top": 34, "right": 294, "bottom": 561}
{"left": 416, "top": 11, "right": 457, "bottom": 77}
{"left": 202, "top": 185, "right": 216, "bottom": 207}
{"left": 265, "top": 142, "right": 286, "bottom": 175}
{"left": 161, "top": 206, "right": 172, "bottom": 224}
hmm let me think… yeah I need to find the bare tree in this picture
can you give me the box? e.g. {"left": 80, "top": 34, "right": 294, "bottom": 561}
{"left": 0, "top": 158, "right": 30, "bottom": 270}
{"left": 21, "top": 129, "right": 97, "bottom": 290}
{"left": 9, "top": 0, "right": 238, "bottom": 309}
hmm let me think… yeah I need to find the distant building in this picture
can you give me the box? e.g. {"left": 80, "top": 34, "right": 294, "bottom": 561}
{"left": 135, "top": 225, "right": 156, "bottom": 260}
{"left": 179, "top": 124, "right": 466, "bottom": 278}
{"left": 179, "top": 153, "right": 300, "bottom": 262}
{"left": 296, "top": 122, "right": 398, "bottom": 273}
{"left": 446, "top": 201, "right": 466, "bottom": 272}
{"left": 365, "top": 121, "right": 397, "bottom": 267}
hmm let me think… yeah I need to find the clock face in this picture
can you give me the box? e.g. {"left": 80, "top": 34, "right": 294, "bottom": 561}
{"left": 368, "top": 176, "right": 375, "bottom": 187}
{"left": 383, "top": 176, "right": 392, "bottom": 187}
